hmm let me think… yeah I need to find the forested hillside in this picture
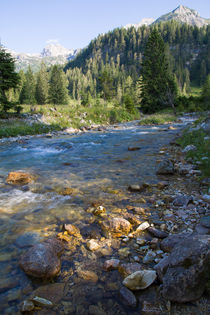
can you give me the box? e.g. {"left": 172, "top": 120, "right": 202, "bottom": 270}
{"left": 65, "top": 21, "right": 209, "bottom": 99}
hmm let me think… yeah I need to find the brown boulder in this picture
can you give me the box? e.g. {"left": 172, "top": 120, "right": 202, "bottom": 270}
{"left": 19, "top": 238, "right": 64, "bottom": 279}
{"left": 6, "top": 171, "right": 36, "bottom": 185}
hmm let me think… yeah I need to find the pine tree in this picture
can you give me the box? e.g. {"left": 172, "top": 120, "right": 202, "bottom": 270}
{"left": 0, "top": 47, "right": 19, "bottom": 112}
{"left": 140, "top": 29, "right": 177, "bottom": 113}
{"left": 35, "top": 63, "right": 49, "bottom": 104}
{"left": 201, "top": 74, "right": 210, "bottom": 109}
{"left": 48, "top": 65, "right": 69, "bottom": 104}
{"left": 20, "top": 66, "right": 36, "bottom": 104}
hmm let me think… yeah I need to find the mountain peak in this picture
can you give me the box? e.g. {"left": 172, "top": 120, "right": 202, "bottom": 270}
{"left": 154, "top": 5, "right": 208, "bottom": 27}
{"left": 173, "top": 5, "right": 199, "bottom": 16}
{"left": 40, "top": 42, "right": 76, "bottom": 57}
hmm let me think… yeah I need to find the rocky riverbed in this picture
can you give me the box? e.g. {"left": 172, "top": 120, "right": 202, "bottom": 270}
{"left": 0, "top": 116, "right": 209, "bottom": 314}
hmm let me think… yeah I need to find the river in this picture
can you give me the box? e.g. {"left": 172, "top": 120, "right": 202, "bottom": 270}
{"left": 0, "top": 119, "right": 192, "bottom": 314}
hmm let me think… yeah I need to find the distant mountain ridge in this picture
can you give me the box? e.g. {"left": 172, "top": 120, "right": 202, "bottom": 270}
{"left": 125, "top": 5, "right": 209, "bottom": 29}
{"left": 7, "top": 43, "right": 79, "bottom": 72}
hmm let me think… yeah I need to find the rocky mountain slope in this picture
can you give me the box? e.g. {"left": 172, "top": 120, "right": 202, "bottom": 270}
{"left": 154, "top": 5, "right": 209, "bottom": 27}
{"left": 126, "top": 5, "right": 209, "bottom": 29}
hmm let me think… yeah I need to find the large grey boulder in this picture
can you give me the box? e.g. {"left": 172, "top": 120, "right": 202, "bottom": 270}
{"left": 155, "top": 234, "right": 210, "bottom": 302}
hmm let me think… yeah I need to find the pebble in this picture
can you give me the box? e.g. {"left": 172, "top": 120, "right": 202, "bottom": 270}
{"left": 86, "top": 239, "right": 100, "bottom": 251}
{"left": 143, "top": 251, "right": 156, "bottom": 264}
{"left": 32, "top": 296, "right": 53, "bottom": 307}
{"left": 136, "top": 222, "right": 150, "bottom": 232}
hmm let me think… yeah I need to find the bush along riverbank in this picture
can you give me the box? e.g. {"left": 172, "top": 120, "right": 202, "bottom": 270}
{"left": 9, "top": 117, "right": 209, "bottom": 314}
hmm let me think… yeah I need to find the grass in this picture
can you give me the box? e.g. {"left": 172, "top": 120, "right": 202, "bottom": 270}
{"left": 138, "top": 113, "right": 178, "bottom": 125}
{"left": 177, "top": 118, "right": 210, "bottom": 177}
{"left": 0, "top": 99, "right": 140, "bottom": 138}
{"left": 0, "top": 119, "right": 61, "bottom": 138}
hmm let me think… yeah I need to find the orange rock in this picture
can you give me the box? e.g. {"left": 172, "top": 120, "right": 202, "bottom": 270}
{"left": 6, "top": 171, "right": 36, "bottom": 185}
{"left": 77, "top": 270, "right": 98, "bottom": 282}
{"left": 64, "top": 224, "right": 81, "bottom": 237}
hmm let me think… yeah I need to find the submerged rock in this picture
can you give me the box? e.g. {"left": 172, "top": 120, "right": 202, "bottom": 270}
{"left": 147, "top": 227, "right": 168, "bottom": 239}
{"left": 86, "top": 239, "right": 100, "bottom": 251}
{"left": 20, "top": 300, "right": 35, "bottom": 312}
{"left": 77, "top": 270, "right": 98, "bottom": 282}
{"left": 31, "top": 283, "right": 65, "bottom": 304}
{"left": 118, "top": 263, "right": 143, "bottom": 278}
{"left": 123, "top": 270, "right": 157, "bottom": 291}
{"left": 32, "top": 296, "right": 53, "bottom": 307}
{"left": 103, "top": 259, "right": 120, "bottom": 271}
{"left": 6, "top": 171, "right": 36, "bottom": 185}
{"left": 19, "top": 238, "right": 64, "bottom": 279}
{"left": 64, "top": 224, "right": 81, "bottom": 237}
{"left": 120, "top": 286, "right": 137, "bottom": 308}
{"left": 101, "top": 217, "right": 131, "bottom": 237}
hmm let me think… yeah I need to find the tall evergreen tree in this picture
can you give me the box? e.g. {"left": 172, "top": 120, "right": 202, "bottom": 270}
{"left": 0, "top": 47, "right": 19, "bottom": 112}
{"left": 36, "top": 63, "right": 49, "bottom": 104}
{"left": 48, "top": 65, "right": 69, "bottom": 104}
{"left": 201, "top": 74, "right": 210, "bottom": 109}
{"left": 20, "top": 66, "right": 36, "bottom": 104}
{"left": 140, "top": 29, "right": 177, "bottom": 113}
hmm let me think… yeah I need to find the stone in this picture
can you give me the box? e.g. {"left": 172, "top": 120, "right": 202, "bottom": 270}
{"left": 157, "top": 181, "right": 169, "bottom": 190}
{"left": 32, "top": 296, "right": 53, "bottom": 307}
{"left": 21, "top": 300, "right": 35, "bottom": 312}
{"left": 182, "top": 145, "right": 196, "bottom": 152}
{"left": 160, "top": 233, "right": 191, "bottom": 252}
{"left": 202, "top": 194, "right": 210, "bottom": 203}
{"left": 136, "top": 238, "right": 146, "bottom": 245}
{"left": 64, "top": 224, "right": 81, "bottom": 237}
{"left": 77, "top": 270, "right": 98, "bottom": 282}
{"left": 157, "top": 234, "right": 210, "bottom": 302}
{"left": 128, "top": 183, "right": 149, "bottom": 193}
{"left": 128, "top": 146, "right": 141, "bottom": 151}
{"left": 124, "top": 213, "right": 141, "bottom": 226}
{"left": 119, "top": 263, "right": 143, "bottom": 278}
{"left": 141, "top": 301, "right": 162, "bottom": 315}
{"left": 172, "top": 195, "right": 193, "bottom": 207}
{"left": 147, "top": 227, "right": 168, "bottom": 239}
{"left": 19, "top": 238, "right": 64, "bottom": 278}
{"left": 200, "top": 216, "right": 210, "bottom": 228}
{"left": 123, "top": 270, "right": 157, "bottom": 291}
{"left": 118, "top": 247, "right": 130, "bottom": 258}
{"left": 6, "top": 171, "right": 36, "bottom": 185}
{"left": 93, "top": 206, "right": 106, "bottom": 215}
{"left": 143, "top": 251, "right": 156, "bottom": 264}
{"left": 101, "top": 217, "right": 131, "bottom": 237}
{"left": 119, "top": 286, "right": 137, "bottom": 308}
{"left": 195, "top": 223, "right": 210, "bottom": 235}
{"left": 31, "top": 283, "right": 65, "bottom": 304}
{"left": 135, "top": 222, "right": 150, "bottom": 232}
{"left": 15, "top": 232, "right": 43, "bottom": 248}
{"left": 103, "top": 259, "right": 120, "bottom": 271}
{"left": 80, "top": 225, "right": 101, "bottom": 239}
{"left": 86, "top": 239, "right": 100, "bottom": 251}
{"left": 0, "top": 278, "right": 19, "bottom": 293}
{"left": 156, "top": 159, "right": 174, "bottom": 175}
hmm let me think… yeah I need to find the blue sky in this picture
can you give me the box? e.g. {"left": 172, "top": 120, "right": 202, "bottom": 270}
{"left": 1, "top": 0, "right": 210, "bottom": 53}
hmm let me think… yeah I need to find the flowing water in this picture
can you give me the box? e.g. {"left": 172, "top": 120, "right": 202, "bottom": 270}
{"left": 0, "top": 119, "right": 191, "bottom": 314}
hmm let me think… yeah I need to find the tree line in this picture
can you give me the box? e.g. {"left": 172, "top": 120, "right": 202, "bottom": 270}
{"left": 0, "top": 21, "right": 209, "bottom": 114}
